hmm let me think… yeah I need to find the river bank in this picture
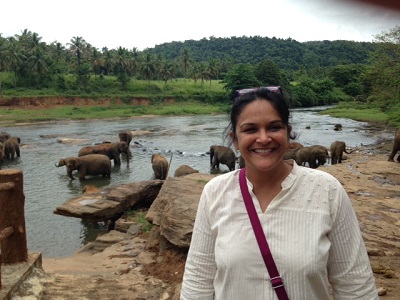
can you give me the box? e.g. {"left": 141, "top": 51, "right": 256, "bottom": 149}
{"left": 6, "top": 136, "right": 400, "bottom": 299}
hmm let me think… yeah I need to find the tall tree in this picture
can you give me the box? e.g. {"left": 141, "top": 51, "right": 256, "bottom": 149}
{"left": 140, "top": 53, "right": 155, "bottom": 83}
{"left": 221, "top": 63, "right": 261, "bottom": 96}
{"left": 254, "top": 59, "right": 283, "bottom": 86}
{"left": 115, "top": 47, "right": 130, "bottom": 89}
{"left": 367, "top": 26, "right": 400, "bottom": 107}
{"left": 68, "top": 36, "right": 87, "bottom": 80}
{"left": 180, "top": 48, "right": 191, "bottom": 82}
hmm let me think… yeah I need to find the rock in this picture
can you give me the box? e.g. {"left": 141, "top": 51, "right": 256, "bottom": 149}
{"left": 377, "top": 287, "right": 387, "bottom": 296}
{"left": 146, "top": 173, "right": 216, "bottom": 248}
{"left": 92, "top": 230, "right": 125, "bottom": 252}
{"left": 114, "top": 218, "right": 136, "bottom": 233}
{"left": 53, "top": 180, "right": 163, "bottom": 222}
{"left": 125, "top": 224, "right": 142, "bottom": 239}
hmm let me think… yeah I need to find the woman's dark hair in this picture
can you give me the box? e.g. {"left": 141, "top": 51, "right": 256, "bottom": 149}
{"left": 224, "top": 87, "right": 295, "bottom": 143}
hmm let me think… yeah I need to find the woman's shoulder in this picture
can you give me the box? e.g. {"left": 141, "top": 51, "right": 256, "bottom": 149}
{"left": 295, "top": 163, "right": 340, "bottom": 183}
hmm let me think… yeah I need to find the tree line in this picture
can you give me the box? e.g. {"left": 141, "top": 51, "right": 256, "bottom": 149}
{"left": 0, "top": 26, "right": 399, "bottom": 112}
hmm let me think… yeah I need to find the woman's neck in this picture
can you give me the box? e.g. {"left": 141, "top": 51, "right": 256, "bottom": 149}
{"left": 246, "top": 161, "right": 292, "bottom": 189}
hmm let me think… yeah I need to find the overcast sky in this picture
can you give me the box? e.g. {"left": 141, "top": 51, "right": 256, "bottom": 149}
{"left": 1, "top": 0, "right": 399, "bottom": 51}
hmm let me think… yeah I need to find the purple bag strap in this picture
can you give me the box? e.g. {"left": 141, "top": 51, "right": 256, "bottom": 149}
{"left": 239, "top": 168, "right": 289, "bottom": 300}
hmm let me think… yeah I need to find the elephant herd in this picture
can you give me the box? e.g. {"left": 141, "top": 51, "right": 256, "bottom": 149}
{"left": 55, "top": 130, "right": 200, "bottom": 181}
{"left": 0, "top": 131, "right": 21, "bottom": 168}
{"left": 209, "top": 129, "right": 400, "bottom": 171}
{"left": 55, "top": 131, "right": 134, "bottom": 180}
{"left": 2, "top": 126, "right": 400, "bottom": 179}
{"left": 285, "top": 141, "right": 354, "bottom": 169}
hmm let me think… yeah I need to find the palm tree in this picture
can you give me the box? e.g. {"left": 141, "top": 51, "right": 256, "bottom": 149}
{"left": 115, "top": 47, "right": 130, "bottom": 89}
{"left": 68, "top": 36, "right": 87, "bottom": 79}
{"left": 160, "top": 61, "right": 177, "bottom": 87}
{"left": 4, "top": 38, "right": 25, "bottom": 87}
{"left": 28, "top": 46, "right": 48, "bottom": 87}
{"left": 140, "top": 53, "right": 155, "bottom": 83}
{"left": 199, "top": 62, "right": 210, "bottom": 87}
{"left": 129, "top": 47, "right": 141, "bottom": 78}
{"left": 180, "top": 48, "right": 191, "bottom": 82}
{"left": 102, "top": 47, "right": 113, "bottom": 76}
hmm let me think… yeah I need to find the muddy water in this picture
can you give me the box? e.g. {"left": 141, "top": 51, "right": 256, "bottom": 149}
{"left": 0, "top": 107, "right": 393, "bottom": 257}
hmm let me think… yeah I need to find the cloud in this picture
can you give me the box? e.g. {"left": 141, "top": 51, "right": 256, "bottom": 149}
{"left": 1, "top": 0, "right": 399, "bottom": 50}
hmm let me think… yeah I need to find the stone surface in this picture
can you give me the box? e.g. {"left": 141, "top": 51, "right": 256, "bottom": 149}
{"left": 146, "top": 173, "right": 216, "bottom": 248}
{"left": 53, "top": 180, "right": 163, "bottom": 222}
{"left": 0, "top": 252, "right": 42, "bottom": 300}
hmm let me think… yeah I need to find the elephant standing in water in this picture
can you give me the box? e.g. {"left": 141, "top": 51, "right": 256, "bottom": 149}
{"left": 388, "top": 128, "right": 400, "bottom": 162}
{"left": 330, "top": 141, "right": 353, "bottom": 164}
{"left": 4, "top": 136, "right": 20, "bottom": 160}
{"left": 56, "top": 154, "right": 111, "bottom": 180}
{"left": 118, "top": 131, "right": 133, "bottom": 146}
{"left": 151, "top": 153, "right": 169, "bottom": 180}
{"left": 78, "top": 141, "right": 130, "bottom": 166}
{"left": 209, "top": 145, "right": 236, "bottom": 171}
{"left": 295, "top": 145, "right": 329, "bottom": 169}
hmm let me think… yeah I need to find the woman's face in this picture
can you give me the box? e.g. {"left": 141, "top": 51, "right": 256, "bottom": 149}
{"left": 231, "top": 99, "right": 290, "bottom": 174}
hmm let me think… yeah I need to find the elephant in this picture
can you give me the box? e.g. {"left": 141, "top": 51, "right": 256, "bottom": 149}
{"left": 0, "top": 132, "right": 11, "bottom": 143}
{"left": 0, "top": 142, "right": 5, "bottom": 162}
{"left": 151, "top": 153, "right": 169, "bottom": 180}
{"left": 388, "top": 128, "right": 400, "bottom": 162}
{"left": 209, "top": 145, "right": 236, "bottom": 171}
{"left": 330, "top": 141, "right": 353, "bottom": 164}
{"left": 56, "top": 154, "right": 111, "bottom": 180}
{"left": 118, "top": 131, "right": 133, "bottom": 146}
{"left": 288, "top": 142, "right": 304, "bottom": 150}
{"left": 78, "top": 141, "right": 130, "bottom": 166}
{"left": 283, "top": 148, "right": 300, "bottom": 160}
{"left": 174, "top": 164, "right": 199, "bottom": 177}
{"left": 4, "top": 136, "right": 20, "bottom": 160}
{"left": 334, "top": 124, "right": 343, "bottom": 131}
{"left": 295, "top": 145, "right": 329, "bottom": 169}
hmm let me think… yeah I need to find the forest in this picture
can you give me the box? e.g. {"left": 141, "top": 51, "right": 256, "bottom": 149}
{"left": 0, "top": 26, "right": 399, "bottom": 124}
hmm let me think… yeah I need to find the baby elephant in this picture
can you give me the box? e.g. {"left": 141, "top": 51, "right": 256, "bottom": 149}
{"left": 330, "top": 141, "right": 353, "bottom": 164}
{"left": 56, "top": 154, "right": 111, "bottom": 180}
{"left": 151, "top": 153, "right": 169, "bottom": 180}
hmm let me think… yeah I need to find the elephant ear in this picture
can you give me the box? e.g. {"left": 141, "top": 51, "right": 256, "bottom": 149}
{"left": 69, "top": 159, "right": 78, "bottom": 168}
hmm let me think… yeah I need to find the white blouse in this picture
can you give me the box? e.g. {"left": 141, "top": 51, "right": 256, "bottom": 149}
{"left": 180, "top": 162, "right": 378, "bottom": 300}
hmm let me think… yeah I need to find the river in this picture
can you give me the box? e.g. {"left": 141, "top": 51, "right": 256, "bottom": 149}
{"left": 0, "top": 107, "right": 392, "bottom": 257}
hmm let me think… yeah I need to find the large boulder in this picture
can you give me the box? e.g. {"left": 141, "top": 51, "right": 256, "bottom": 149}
{"left": 146, "top": 173, "right": 216, "bottom": 248}
{"left": 54, "top": 180, "right": 163, "bottom": 222}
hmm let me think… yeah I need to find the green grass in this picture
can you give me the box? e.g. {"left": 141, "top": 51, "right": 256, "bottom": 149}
{"left": 123, "top": 209, "right": 153, "bottom": 232}
{"left": 0, "top": 76, "right": 227, "bottom": 99}
{"left": 320, "top": 102, "right": 390, "bottom": 124}
{"left": 0, "top": 101, "right": 230, "bottom": 125}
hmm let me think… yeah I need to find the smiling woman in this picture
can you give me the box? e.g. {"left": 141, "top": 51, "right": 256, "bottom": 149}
{"left": 181, "top": 87, "right": 379, "bottom": 299}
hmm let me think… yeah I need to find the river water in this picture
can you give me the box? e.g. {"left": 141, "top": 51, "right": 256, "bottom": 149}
{"left": 0, "top": 107, "right": 393, "bottom": 257}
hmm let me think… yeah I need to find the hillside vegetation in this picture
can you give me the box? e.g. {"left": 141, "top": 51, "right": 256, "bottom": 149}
{"left": 0, "top": 26, "right": 399, "bottom": 126}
